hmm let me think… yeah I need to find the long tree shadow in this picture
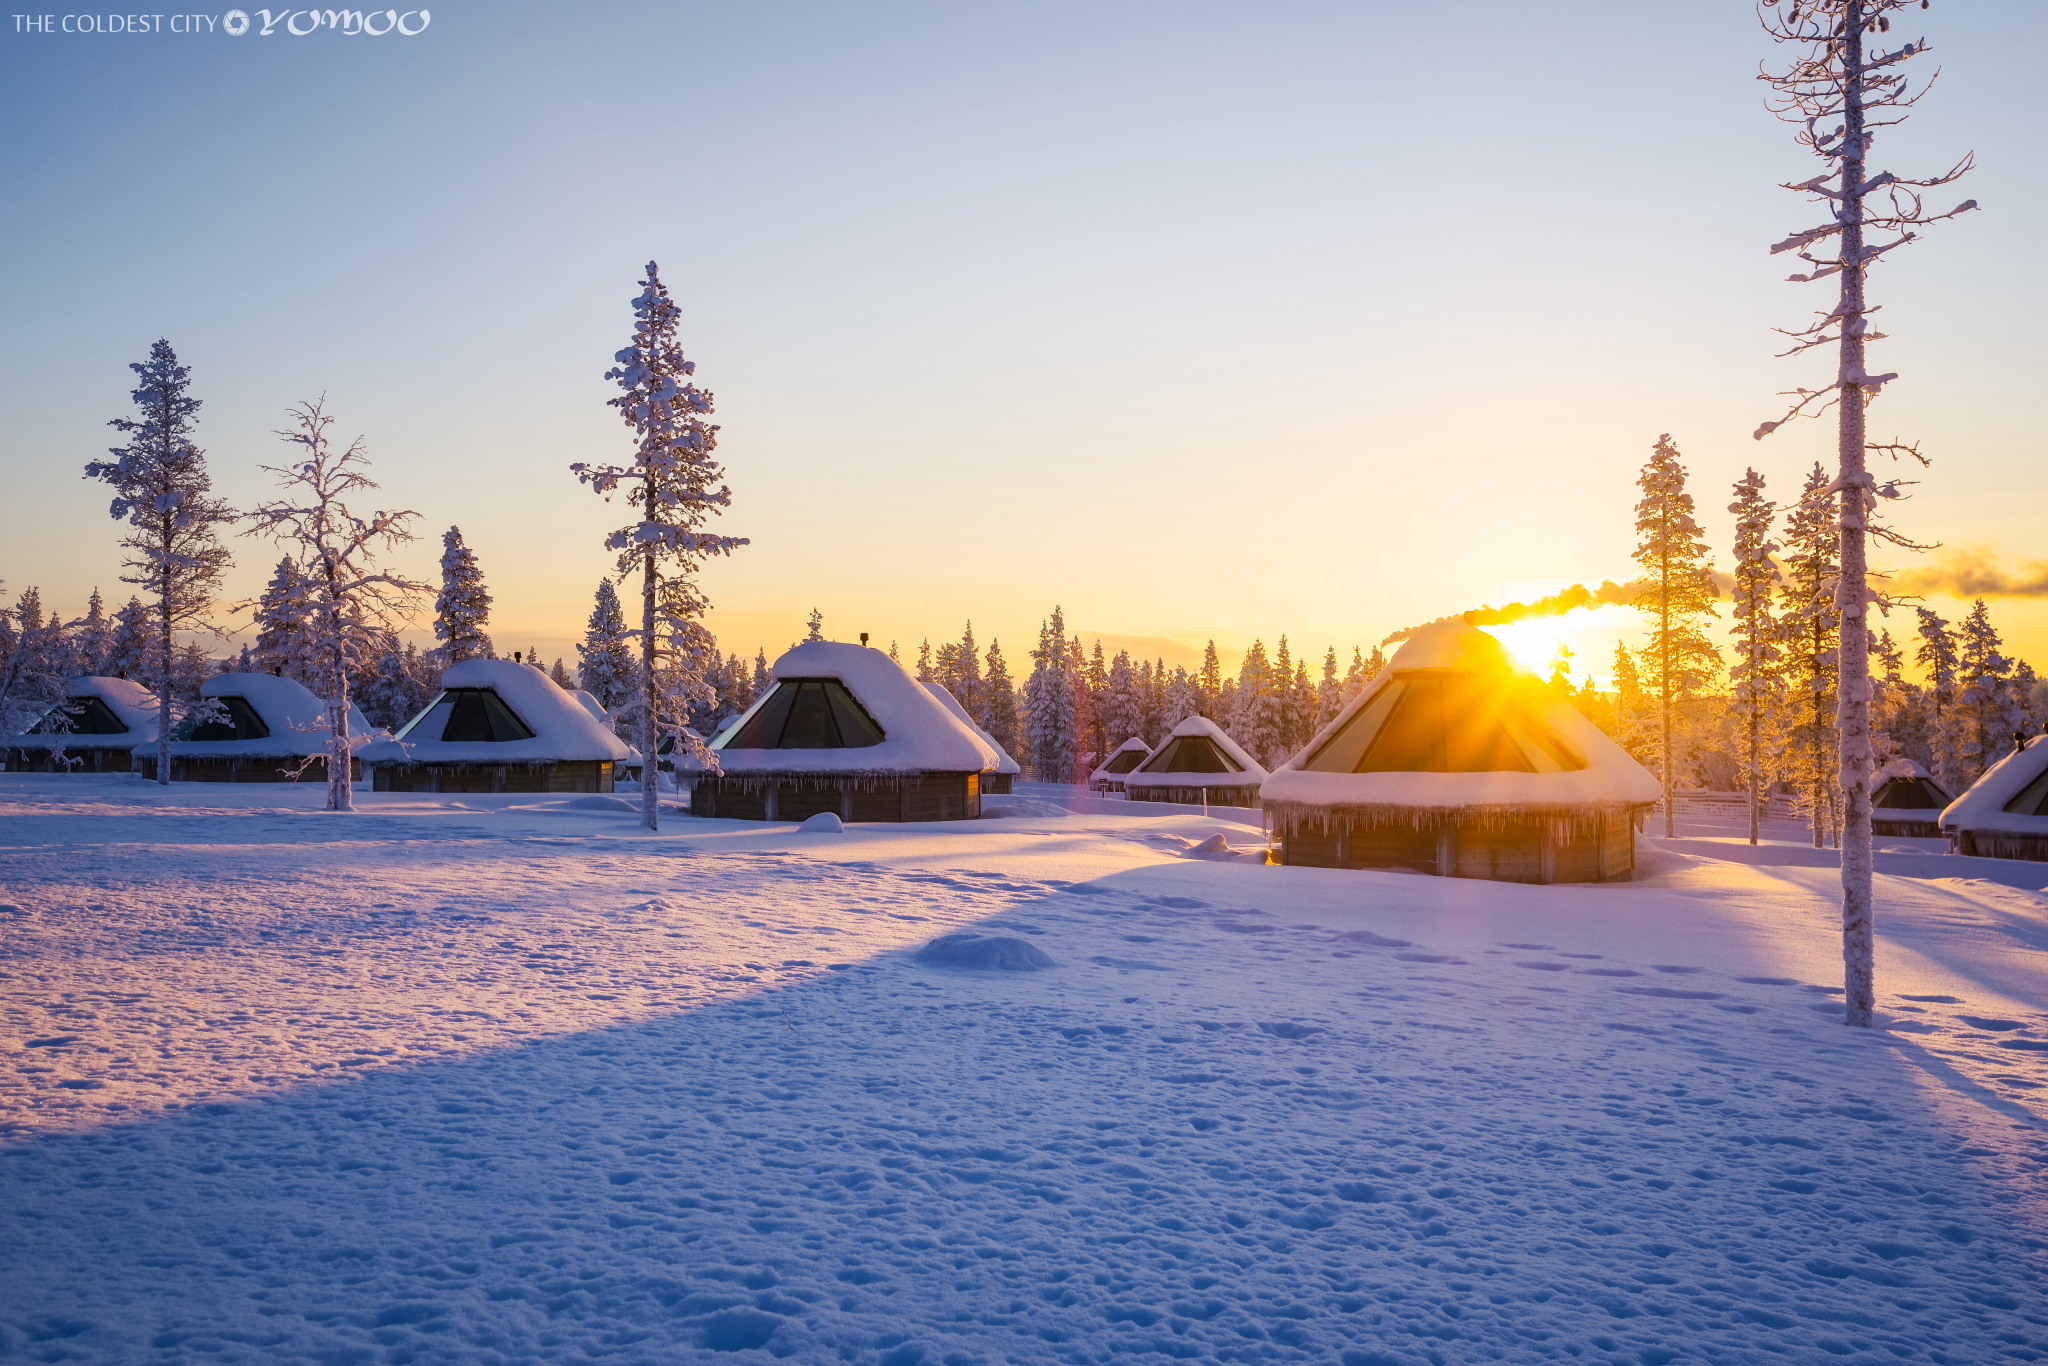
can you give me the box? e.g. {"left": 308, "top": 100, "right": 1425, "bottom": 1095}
{"left": 1, "top": 859, "right": 2040, "bottom": 1366}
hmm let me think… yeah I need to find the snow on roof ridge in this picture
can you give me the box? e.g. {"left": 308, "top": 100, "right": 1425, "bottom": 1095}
{"left": 173, "top": 671, "right": 378, "bottom": 756}
{"left": 710, "top": 641, "right": 994, "bottom": 775}
{"left": 359, "top": 657, "right": 630, "bottom": 765}
{"left": 1941, "top": 733, "right": 2048, "bottom": 835}
{"left": 922, "top": 681, "right": 1020, "bottom": 775}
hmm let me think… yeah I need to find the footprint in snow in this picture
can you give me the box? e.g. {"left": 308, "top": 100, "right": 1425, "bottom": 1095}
{"left": 1256, "top": 1022, "right": 1323, "bottom": 1041}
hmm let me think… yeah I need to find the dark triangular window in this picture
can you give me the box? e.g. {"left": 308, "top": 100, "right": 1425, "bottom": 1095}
{"left": 1103, "top": 749, "right": 1148, "bottom": 774}
{"left": 30, "top": 696, "right": 128, "bottom": 736}
{"left": 2003, "top": 765, "right": 2048, "bottom": 818}
{"left": 718, "top": 679, "right": 884, "bottom": 750}
{"left": 184, "top": 696, "right": 272, "bottom": 742}
{"left": 1140, "top": 735, "right": 1241, "bottom": 774}
{"left": 403, "top": 688, "right": 536, "bottom": 743}
{"left": 1875, "top": 776, "right": 1949, "bottom": 810}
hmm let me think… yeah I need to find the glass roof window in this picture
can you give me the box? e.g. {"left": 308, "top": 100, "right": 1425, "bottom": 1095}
{"left": 1102, "top": 749, "right": 1148, "bottom": 774}
{"left": 1302, "top": 672, "right": 1585, "bottom": 774}
{"left": 29, "top": 696, "right": 129, "bottom": 736}
{"left": 1137, "top": 735, "right": 1241, "bottom": 775}
{"left": 181, "top": 696, "right": 271, "bottom": 742}
{"left": 395, "top": 688, "right": 536, "bottom": 744}
{"left": 2002, "top": 765, "right": 2048, "bottom": 818}
{"left": 1874, "top": 776, "right": 1950, "bottom": 810}
{"left": 715, "top": 679, "right": 885, "bottom": 750}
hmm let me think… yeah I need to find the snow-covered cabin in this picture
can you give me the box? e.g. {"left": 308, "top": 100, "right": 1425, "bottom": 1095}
{"left": 1, "top": 677, "right": 158, "bottom": 773}
{"left": 692, "top": 641, "right": 995, "bottom": 822}
{"left": 1940, "top": 733, "right": 2048, "bottom": 862}
{"left": 923, "top": 681, "right": 1022, "bottom": 794}
{"left": 360, "top": 659, "right": 629, "bottom": 794}
{"left": 1121, "top": 716, "right": 1268, "bottom": 808}
{"left": 1869, "top": 758, "right": 1954, "bottom": 839}
{"left": 134, "top": 672, "right": 376, "bottom": 783}
{"left": 1260, "top": 622, "right": 1659, "bottom": 883}
{"left": 1090, "top": 736, "right": 1153, "bottom": 793}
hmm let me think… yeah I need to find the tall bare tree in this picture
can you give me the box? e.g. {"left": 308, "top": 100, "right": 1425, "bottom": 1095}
{"left": 1754, "top": 0, "right": 1976, "bottom": 1028}
{"left": 244, "top": 399, "right": 425, "bottom": 811}
{"left": 571, "top": 262, "right": 746, "bottom": 831}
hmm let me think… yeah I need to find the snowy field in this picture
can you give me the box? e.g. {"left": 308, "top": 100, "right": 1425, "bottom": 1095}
{"left": 1, "top": 774, "right": 2044, "bottom": 1365}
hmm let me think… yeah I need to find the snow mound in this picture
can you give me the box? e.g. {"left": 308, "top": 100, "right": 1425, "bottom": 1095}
{"left": 1178, "top": 832, "right": 1269, "bottom": 862}
{"left": 980, "top": 799, "right": 1070, "bottom": 819}
{"left": 799, "top": 811, "right": 844, "bottom": 833}
{"left": 915, "top": 932, "right": 1056, "bottom": 971}
{"left": 563, "top": 795, "right": 636, "bottom": 813}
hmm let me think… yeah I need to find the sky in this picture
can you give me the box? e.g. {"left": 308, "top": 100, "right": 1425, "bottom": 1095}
{"left": 2, "top": 1, "right": 2043, "bottom": 687}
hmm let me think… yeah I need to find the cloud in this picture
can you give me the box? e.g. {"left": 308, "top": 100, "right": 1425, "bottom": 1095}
{"left": 1887, "top": 545, "right": 2048, "bottom": 600}
{"left": 1380, "top": 572, "right": 1733, "bottom": 646}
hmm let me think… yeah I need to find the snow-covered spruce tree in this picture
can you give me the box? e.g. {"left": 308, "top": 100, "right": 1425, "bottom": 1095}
{"left": 1101, "top": 650, "right": 1144, "bottom": 750}
{"left": 550, "top": 658, "right": 572, "bottom": 689}
{"left": 753, "top": 649, "right": 771, "bottom": 697}
{"left": 806, "top": 608, "right": 824, "bottom": 644}
{"left": 576, "top": 578, "right": 638, "bottom": 724}
{"left": 1315, "top": 648, "right": 1342, "bottom": 731}
{"left": 106, "top": 596, "right": 151, "bottom": 680}
{"left": 1229, "top": 640, "right": 1271, "bottom": 758}
{"left": 243, "top": 399, "right": 426, "bottom": 811}
{"left": 0, "top": 586, "right": 73, "bottom": 736}
{"left": 1780, "top": 463, "right": 1842, "bottom": 848}
{"left": 1272, "top": 637, "right": 1298, "bottom": 761}
{"left": 71, "top": 590, "right": 116, "bottom": 677}
{"left": 84, "top": 340, "right": 234, "bottom": 784}
{"left": 252, "top": 558, "right": 315, "bottom": 681}
{"left": 981, "top": 639, "right": 1018, "bottom": 756}
{"left": 1632, "top": 435, "right": 1722, "bottom": 836}
{"left": 1729, "top": 468, "right": 1786, "bottom": 844}
{"left": 432, "top": 526, "right": 495, "bottom": 664}
{"left": 1081, "top": 641, "right": 1109, "bottom": 771}
{"left": 952, "top": 622, "right": 983, "bottom": 723}
{"left": 1756, "top": 0, "right": 1977, "bottom": 1029}
{"left": 1196, "top": 642, "right": 1222, "bottom": 717}
{"left": 915, "top": 638, "right": 932, "bottom": 683}
{"left": 1954, "top": 599, "right": 2023, "bottom": 782}
{"left": 1160, "top": 667, "right": 1198, "bottom": 735}
{"left": 1610, "top": 644, "right": 1655, "bottom": 764}
{"left": 1869, "top": 628, "right": 1916, "bottom": 769}
{"left": 1023, "top": 610, "right": 1074, "bottom": 783}
{"left": 570, "top": 263, "right": 747, "bottom": 830}
{"left": 1067, "top": 636, "right": 1098, "bottom": 782}
{"left": 1913, "top": 606, "right": 1964, "bottom": 789}
{"left": 355, "top": 635, "right": 438, "bottom": 732}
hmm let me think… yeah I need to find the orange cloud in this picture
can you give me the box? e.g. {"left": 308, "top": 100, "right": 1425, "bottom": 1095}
{"left": 1888, "top": 545, "right": 2048, "bottom": 600}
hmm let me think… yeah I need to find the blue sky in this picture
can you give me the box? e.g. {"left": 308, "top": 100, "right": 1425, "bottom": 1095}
{"left": 3, "top": 2, "right": 2042, "bottom": 679}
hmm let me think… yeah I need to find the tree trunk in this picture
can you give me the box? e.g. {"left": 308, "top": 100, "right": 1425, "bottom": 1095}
{"left": 1836, "top": 0, "right": 1875, "bottom": 1028}
{"left": 156, "top": 563, "right": 172, "bottom": 786}
{"left": 641, "top": 544, "right": 658, "bottom": 833}
{"left": 1747, "top": 707, "right": 1760, "bottom": 846}
{"left": 327, "top": 561, "right": 354, "bottom": 812}
{"left": 1661, "top": 562, "right": 1674, "bottom": 838}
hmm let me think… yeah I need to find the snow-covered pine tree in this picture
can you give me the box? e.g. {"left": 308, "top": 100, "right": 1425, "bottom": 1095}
{"left": 71, "top": 590, "right": 115, "bottom": 677}
{"left": 1315, "top": 647, "right": 1341, "bottom": 732}
{"left": 1756, "top": 0, "right": 1977, "bottom": 1029}
{"left": 1631, "top": 435, "right": 1721, "bottom": 836}
{"left": 1271, "top": 637, "right": 1298, "bottom": 761}
{"left": 1230, "top": 640, "right": 1272, "bottom": 760}
{"left": 1196, "top": 642, "right": 1222, "bottom": 717}
{"left": 1143, "top": 659, "right": 1167, "bottom": 744}
{"left": 550, "top": 658, "right": 572, "bottom": 689}
{"left": 951, "top": 622, "right": 983, "bottom": 722}
{"left": 1160, "top": 667, "right": 1198, "bottom": 736}
{"left": 1954, "top": 599, "right": 2023, "bottom": 783}
{"left": 84, "top": 340, "right": 234, "bottom": 784}
{"left": 1023, "top": 610, "right": 1075, "bottom": 783}
{"left": 1548, "top": 643, "right": 1575, "bottom": 695}
{"left": 243, "top": 399, "right": 426, "bottom": 811}
{"left": 1780, "top": 463, "right": 1842, "bottom": 849}
{"left": 1066, "top": 636, "right": 1098, "bottom": 782}
{"left": 982, "top": 639, "right": 1018, "bottom": 756}
{"left": 753, "top": 649, "right": 771, "bottom": 696}
{"left": 1869, "top": 628, "right": 1918, "bottom": 770}
{"left": 576, "top": 578, "right": 638, "bottom": 724}
{"left": 251, "top": 559, "right": 315, "bottom": 682}
{"left": 806, "top": 608, "right": 824, "bottom": 643}
{"left": 1082, "top": 641, "right": 1109, "bottom": 770}
{"left": 1728, "top": 468, "right": 1786, "bottom": 845}
{"left": 1611, "top": 643, "right": 1654, "bottom": 764}
{"left": 0, "top": 587, "right": 71, "bottom": 737}
{"left": 1101, "top": 650, "right": 1144, "bottom": 753}
{"left": 355, "top": 635, "right": 438, "bottom": 732}
{"left": 916, "top": 639, "right": 932, "bottom": 683}
{"left": 570, "top": 263, "right": 747, "bottom": 829}
{"left": 1291, "top": 657, "right": 1313, "bottom": 761}
{"left": 432, "top": 526, "right": 495, "bottom": 664}
{"left": 107, "top": 596, "right": 151, "bottom": 680}
{"left": 1913, "top": 606, "right": 1964, "bottom": 790}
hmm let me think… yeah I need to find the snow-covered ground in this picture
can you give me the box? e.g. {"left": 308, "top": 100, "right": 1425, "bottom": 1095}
{"left": 2, "top": 773, "right": 2043, "bottom": 1365}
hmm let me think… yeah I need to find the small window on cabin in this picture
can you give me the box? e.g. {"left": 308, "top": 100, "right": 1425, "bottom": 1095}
{"left": 1140, "top": 735, "right": 1240, "bottom": 774}
{"left": 30, "top": 696, "right": 128, "bottom": 736}
{"left": 714, "top": 678, "right": 884, "bottom": 750}
{"left": 1876, "top": 777, "right": 1947, "bottom": 810}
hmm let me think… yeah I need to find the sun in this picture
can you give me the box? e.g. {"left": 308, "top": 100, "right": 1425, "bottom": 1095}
{"left": 1479, "top": 621, "right": 1570, "bottom": 678}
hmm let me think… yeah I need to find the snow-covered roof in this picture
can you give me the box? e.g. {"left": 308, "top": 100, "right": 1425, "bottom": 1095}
{"left": 923, "top": 681, "right": 1022, "bottom": 776}
{"left": 166, "top": 673, "right": 377, "bottom": 758}
{"left": 3, "top": 676, "right": 159, "bottom": 749}
{"left": 1122, "top": 715, "right": 1268, "bottom": 791}
{"left": 568, "top": 689, "right": 611, "bottom": 726}
{"left": 1260, "top": 622, "right": 1659, "bottom": 823}
{"left": 1941, "top": 734, "right": 2048, "bottom": 836}
{"left": 359, "top": 659, "right": 631, "bottom": 766}
{"left": 709, "top": 641, "right": 995, "bottom": 775}
{"left": 1091, "top": 736, "right": 1153, "bottom": 782}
